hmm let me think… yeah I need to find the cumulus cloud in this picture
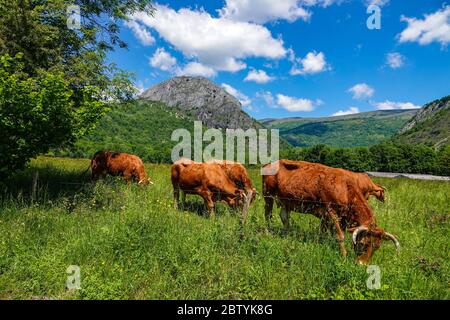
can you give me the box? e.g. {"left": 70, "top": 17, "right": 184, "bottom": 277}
{"left": 124, "top": 20, "right": 155, "bottom": 46}
{"left": 332, "top": 107, "right": 360, "bottom": 116}
{"left": 244, "top": 69, "right": 275, "bottom": 84}
{"left": 129, "top": 4, "right": 286, "bottom": 74}
{"left": 398, "top": 6, "right": 450, "bottom": 46}
{"left": 218, "top": 0, "right": 312, "bottom": 24}
{"left": 256, "top": 91, "right": 276, "bottom": 107}
{"left": 276, "top": 94, "right": 320, "bottom": 112}
{"left": 149, "top": 48, "right": 177, "bottom": 71}
{"left": 348, "top": 83, "right": 375, "bottom": 100}
{"left": 386, "top": 52, "right": 405, "bottom": 69}
{"left": 372, "top": 100, "right": 421, "bottom": 110}
{"left": 290, "top": 51, "right": 330, "bottom": 75}
{"left": 176, "top": 62, "right": 217, "bottom": 78}
{"left": 222, "top": 83, "right": 252, "bottom": 107}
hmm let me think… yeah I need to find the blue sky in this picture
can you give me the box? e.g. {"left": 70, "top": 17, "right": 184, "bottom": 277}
{"left": 107, "top": 0, "right": 450, "bottom": 119}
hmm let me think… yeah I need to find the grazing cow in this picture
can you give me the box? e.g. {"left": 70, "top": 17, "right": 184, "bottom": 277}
{"left": 206, "top": 159, "right": 257, "bottom": 205}
{"left": 90, "top": 151, "right": 152, "bottom": 185}
{"left": 281, "top": 160, "right": 386, "bottom": 202}
{"left": 262, "top": 160, "right": 399, "bottom": 264}
{"left": 171, "top": 162, "right": 248, "bottom": 217}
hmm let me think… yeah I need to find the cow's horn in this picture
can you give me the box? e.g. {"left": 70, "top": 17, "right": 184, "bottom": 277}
{"left": 383, "top": 232, "right": 400, "bottom": 254}
{"left": 352, "top": 226, "right": 369, "bottom": 245}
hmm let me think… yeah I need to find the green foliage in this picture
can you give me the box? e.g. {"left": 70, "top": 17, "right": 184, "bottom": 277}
{"left": 0, "top": 54, "right": 71, "bottom": 178}
{"left": 0, "top": 0, "right": 154, "bottom": 177}
{"left": 56, "top": 100, "right": 286, "bottom": 164}
{"left": 263, "top": 110, "right": 417, "bottom": 148}
{"left": 0, "top": 157, "right": 449, "bottom": 299}
{"left": 282, "top": 142, "right": 448, "bottom": 176}
{"left": 55, "top": 101, "right": 197, "bottom": 163}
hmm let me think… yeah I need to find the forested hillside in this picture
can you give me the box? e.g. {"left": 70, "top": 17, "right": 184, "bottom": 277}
{"left": 263, "top": 110, "right": 417, "bottom": 148}
{"left": 394, "top": 95, "right": 450, "bottom": 148}
{"left": 55, "top": 101, "right": 196, "bottom": 163}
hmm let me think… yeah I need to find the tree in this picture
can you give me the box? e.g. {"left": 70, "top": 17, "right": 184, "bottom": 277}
{"left": 0, "top": 0, "right": 153, "bottom": 177}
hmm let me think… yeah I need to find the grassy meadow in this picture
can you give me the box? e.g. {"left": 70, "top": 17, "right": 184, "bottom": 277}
{"left": 0, "top": 156, "right": 449, "bottom": 300}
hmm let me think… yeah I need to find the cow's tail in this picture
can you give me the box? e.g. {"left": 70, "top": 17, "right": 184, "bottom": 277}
{"left": 80, "top": 154, "right": 97, "bottom": 180}
{"left": 79, "top": 161, "right": 92, "bottom": 179}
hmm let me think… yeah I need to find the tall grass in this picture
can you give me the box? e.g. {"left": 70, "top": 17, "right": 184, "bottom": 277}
{"left": 0, "top": 157, "right": 448, "bottom": 299}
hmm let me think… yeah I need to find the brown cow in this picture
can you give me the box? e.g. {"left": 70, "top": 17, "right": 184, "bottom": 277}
{"left": 262, "top": 160, "right": 399, "bottom": 264}
{"left": 171, "top": 162, "right": 248, "bottom": 217}
{"left": 206, "top": 159, "right": 257, "bottom": 205}
{"left": 280, "top": 160, "right": 386, "bottom": 202}
{"left": 90, "top": 151, "right": 152, "bottom": 185}
{"left": 173, "top": 158, "right": 256, "bottom": 220}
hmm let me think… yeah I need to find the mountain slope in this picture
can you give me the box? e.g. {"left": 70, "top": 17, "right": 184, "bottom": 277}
{"left": 262, "top": 110, "right": 417, "bottom": 148}
{"left": 57, "top": 101, "right": 198, "bottom": 163}
{"left": 140, "top": 76, "right": 261, "bottom": 130}
{"left": 394, "top": 95, "right": 450, "bottom": 148}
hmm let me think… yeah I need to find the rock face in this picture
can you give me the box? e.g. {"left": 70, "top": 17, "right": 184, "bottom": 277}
{"left": 140, "top": 76, "right": 260, "bottom": 129}
{"left": 395, "top": 95, "right": 450, "bottom": 148}
{"left": 399, "top": 96, "right": 450, "bottom": 134}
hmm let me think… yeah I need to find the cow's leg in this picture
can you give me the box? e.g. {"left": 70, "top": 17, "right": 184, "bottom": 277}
{"left": 264, "top": 196, "right": 274, "bottom": 227}
{"left": 327, "top": 208, "right": 347, "bottom": 257}
{"left": 280, "top": 206, "right": 291, "bottom": 231}
{"left": 173, "top": 186, "right": 180, "bottom": 209}
{"left": 198, "top": 188, "right": 215, "bottom": 218}
{"left": 180, "top": 191, "right": 186, "bottom": 208}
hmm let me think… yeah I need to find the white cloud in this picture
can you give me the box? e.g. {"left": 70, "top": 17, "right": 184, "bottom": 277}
{"left": 372, "top": 100, "right": 421, "bottom": 110}
{"left": 124, "top": 20, "right": 155, "bottom": 46}
{"left": 221, "top": 83, "right": 252, "bottom": 107}
{"left": 398, "top": 6, "right": 450, "bottom": 46}
{"left": 129, "top": 5, "right": 286, "bottom": 74}
{"left": 348, "top": 83, "right": 375, "bottom": 100}
{"left": 218, "top": 0, "right": 312, "bottom": 24}
{"left": 134, "top": 80, "right": 146, "bottom": 96}
{"left": 276, "top": 94, "right": 319, "bottom": 112}
{"left": 244, "top": 69, "right": 275, "bottom": 84}
{"left": 256, "top": 91, "right": 276, "bottom": 107}
{"left": 386, "top": 52, "right": 405, "bottom": 69}
{"left": 332, "top": 107, "right": 360, "bottom": 116}
{"left": 176, "top": 62, "right": 217, "bottom": 78}
{"left": 290, "top": 51, "right": 330, "bottom": 75}
{"left": 149, "top": 48, "right": 177, "bottom": 71}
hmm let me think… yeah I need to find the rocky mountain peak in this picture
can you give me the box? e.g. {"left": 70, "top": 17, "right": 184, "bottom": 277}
{"left": 140, "top": 76, "right": 259, "bottom": 129}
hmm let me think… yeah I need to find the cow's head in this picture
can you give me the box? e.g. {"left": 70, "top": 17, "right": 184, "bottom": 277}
{"left": 371, "top": 184, "right": 386, "bottom": 202}
{"left": 352, "top": 226, "right": 400, "bottom": 265}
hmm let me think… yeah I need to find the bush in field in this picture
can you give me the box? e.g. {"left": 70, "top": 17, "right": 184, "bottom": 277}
{"left": 0, "top": 1, "right": 154, "bottom": 177}
{"left": 0, "top": 54, "right": 78, "bottom": 178}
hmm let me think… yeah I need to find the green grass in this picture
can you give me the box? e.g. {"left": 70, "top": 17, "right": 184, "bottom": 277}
{"left": 0, "top": 157, "right": 449, "bottom": 299}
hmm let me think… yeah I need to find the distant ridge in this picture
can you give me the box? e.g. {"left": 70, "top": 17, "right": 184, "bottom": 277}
{"left": 262, "top": 109, "right": 418, "bottom": 148}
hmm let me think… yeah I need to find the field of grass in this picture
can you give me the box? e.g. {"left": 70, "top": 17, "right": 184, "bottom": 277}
{"left": 0, "top": 157, "right": 449, "bottom": 300}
